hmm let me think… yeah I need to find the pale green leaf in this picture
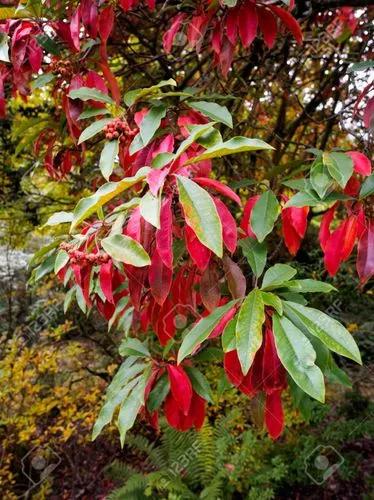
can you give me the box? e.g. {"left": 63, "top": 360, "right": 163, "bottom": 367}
{"left": 261, "top": 264, "right": 297, "bottom": 291}
{"left": 187, "top": 100, "right": 233, "bottom": 128}
{"left": 250, "top": 191, "right": 280, "bottom": 243}
{"left": 273, "top": 315, "right": 325, "bottom": 402}
{"left": 177, "top": 175, "right": 223, "bottom": 257}
{"left": 101, "top": 234, "right": 150, "bottom": 267}
{"left": 99, "top": 140, "right": 119, "bottom": 181}
{"left": 283, "top": 301, "right": 362, "bottom": 364}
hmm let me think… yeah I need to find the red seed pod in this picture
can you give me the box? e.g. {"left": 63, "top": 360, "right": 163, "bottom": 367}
{"left": 113, "top": 131, "right": 119, "bottom": 139}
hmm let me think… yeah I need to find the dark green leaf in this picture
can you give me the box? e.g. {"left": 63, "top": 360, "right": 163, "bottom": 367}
{"left": 238, "top": 238, "right": 267, "bottom": 277}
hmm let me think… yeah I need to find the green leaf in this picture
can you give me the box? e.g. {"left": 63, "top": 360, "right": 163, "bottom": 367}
{"left": 238, "top": 238, "right": 267, "bottom": 277}
{"left": 260, "top": 291, "right": 283, "bottom": 315}
{"left": 70, "top": 167, "right": 150, "bottom": 230}
{"left": 283, "top": 301, "right": 362, "bottom": 364}
{"left": 222, "top": 316, "right": 237, "bottom": 352}
{"left": 0, "top": 32, "right": 9, "bottom": 62}
{"left": 177, "top": 300, "right": 238, "bottom": 364}
{"left": 118, "top": 338, "right": 150, "bottom": 358}
{"left": 284, "top": 191, "right": 321, "bottom": 208}
{"left": 175, "top": 123, "right": 216, "bottom": 159}
{"left": 79, "top": 108, "right": 111, "bottom": 120}
{"left": 69, "top": 87, "right": 114, "bottom": 105}
{"left": 124, "top": 79, "right": 177, "bottom": 107}
{"left": 139, "top": 103, "right": 167, "bottom": 148}
{"left": 54, "top": 250, "right": 69, "bottom": 274}
{"left": 261, "top": 264, "right": 297, "bottom": 291}
{"left": 151, "top": 152, "right": 175, "bottom": 169}
{"left": 92, "top": 358, "right": 147, "bottom": 440}
{"left": 33, "top": 252, "right": 57, "bottom": 282}
{"left": 30, "top": 73, "right": 55, "bottom": 90}
{"left": 101, "top": 234, "right": 150, "bottom": 267}
{"left": 250, "top": 191, "right": 280, "bottom": 243}
{"left": 78, "top": 118, "right": 113, "bottom": 145}
{"left": 147, "top": 373, "right": 170, "bottom": 412}
{"left": 63, "top": 286, "right": 76, "bottom": 314}
{"left": 323, "top": 152, "right": 353, "bottom": 189}
{"left": 108, "top": 296, "right": 130, "bottom": 331}
{"left": 310, "top": 160, "right": 333, "bottom": 199}
{"left": 235, "top": 289, "right": 265, "bottom": 375}
{"left": 177, "top": 175, "right": 222, "bottom": 257}
{"left": 187, "top": 101, "right": 233, "bottom": 128}
{"left": 45, "top": 211, "right": 73, "bottom": 226}
{"left": 359, "top": 174, "right": 374, "bottom": 199}
{"left": 272, "top": 314, "right": 325, "bottom": 403}
{"left": 185, "top": 136, "right": 274, "bottom": 164}
{"left": 99, "top": 140, "right": 119, "bottom": 181}
{"left": 280, "top": 279, "right": 336, "bottom": 294}
{"left": 184, "top": 366, "right": 214, "bottom": 403}
{"left": 139, "top": 191, "right": 161, "bottom": 229}
{"left": 347, "top": 60, "right": 374, "bottom": 72}
{"left": 196, "top": 128, "right": 223, "bottom": 148}
{"left": 35, "top": 33, "right": 61, "bottom": 55}
{"left": 117, "top": 365, "right": 151, "bottom": 446}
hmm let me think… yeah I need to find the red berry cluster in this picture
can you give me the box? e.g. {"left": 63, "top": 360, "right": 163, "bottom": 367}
{"left": 103, "top": 118, "right": 138, "bottom": 143}
{"left": 60, "top": 243, "right": 110, "bottom": 265}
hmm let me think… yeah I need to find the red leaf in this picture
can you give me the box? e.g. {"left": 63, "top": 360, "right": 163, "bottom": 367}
{"left": 223, "top": 256, "right": 246, "bottom": 299}
{"left": 147, "top": 167, "right": 169, "bottom": 196}
{"left": 209, "top": 304, "right": 237, "bottom": 339}
{"left": 238, "top": 2, "right": 258, "bottom": 48}
{"left": 99, "top": 260, "right": 114, "bottom": 304}
{"left": 262, "top": 327, "right": 287, "bottom": 393}
{"left": 149, "top": 249, "right": 173, "bottom": 306}
{"left": 319, "top": 205, "right": 336, "bottom": 252}
{"left": 99, "top": 61, "right": 121, "bottom": 106}
{"left": 226, "top": 7, "right": 239, "bottom": 45}
{"left": 70, "top": 8, "right": 81, "bottom": 51}
{"left": 200, "top": 264, "right": 221, "bottom": 312}
{"left": 166, "top": 365, "right": 193, "bottom": 415}
{"left": 185, "top": 225, "right": 211, "bottom": 271}
{"left": 156, "top": 197, "right": 173, "bottom": 269}
{"left": 258, "top": 7, "right": 277, "bottom": 49}
{"left": 323, "top": 222, "right": 346, "bottom": 276}
{"left": 265, "top": 391, "right": 284, "bottom": 439}
{"left": 224, "top": 350, "right": 244, "bottom": 387}
{"left": 241, "top": 195, "right": 260, "bottom": 238}
{"left": 190, "top": 392, "right": 206, "bottom": 430}
{"left": 155, "top": 297, "right": 177, "bottom": 345}
{"left": 357, "top": 219, "right": 374, "bottom": 284}
{"left": 194, "top": 177, "right": 241, "bottom": 205}
{"left": 341, "top": 215, "right": 358, "bottom": 262}
{"left": 163, "top": 13, "right": 187, "bottom": 53}
{"left": 346, "top": 151, "right": 372, "bottom": 177}
{"left": 80, "top": 0, "right": 98, "bottom": 38}
{"left": 213, "top": 197, "right": 237, "bottom": 253}
{"left": 269, "top": 5, "right": 303, "bottom": 44}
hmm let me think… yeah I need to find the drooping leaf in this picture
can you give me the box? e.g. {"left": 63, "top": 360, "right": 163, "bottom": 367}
{"left": 250, "top": 191, "right": 280, "bottom": 243}
{"left": 323, "top": 152, "right": 353, "bottom": 189}
{"left": 147, "top": 373, "right": 170, "bottom": 412}
{"left": 279, "top": 279, "right": 336, "bottom": 294}
{"left": 238, "top": 238, "right": 267, "bottom": 277}
{"left": 235, "top": 289, "right": 265, "bottom": 375}
{"left": 177, "top": 175, "right": 223, "bottom": 257}
{"left": 124, "top": 78, "right": 177, "bottom": 107}
{"left": 99, "top": 140, "right": 119, "bottom": 181}
{"left": 272, "top": 315, "right": 325, "bottom": 402}
{"left": 184, "top": 366, "right": 214, "bottom": 403}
